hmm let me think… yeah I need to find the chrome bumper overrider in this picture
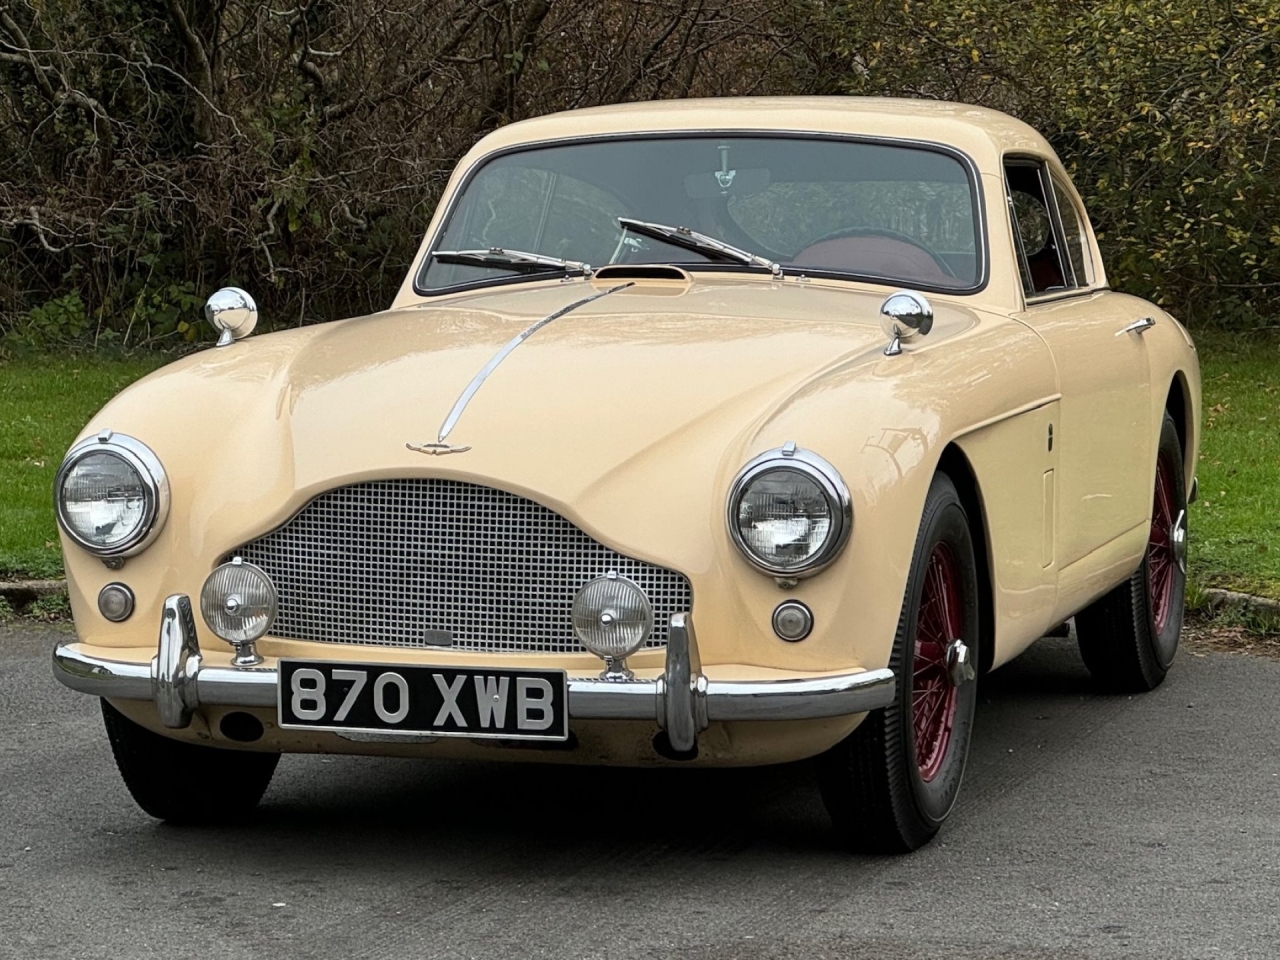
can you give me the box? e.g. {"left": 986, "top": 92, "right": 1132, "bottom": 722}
{"left": 52, "top": 595, "right": 896, "bottom": 753}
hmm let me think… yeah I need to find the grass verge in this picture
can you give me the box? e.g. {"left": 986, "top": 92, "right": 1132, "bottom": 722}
{"left": 0, "top": 334, "right": 1276, "bottom": 603}
{"left": 0, "top": 354, "right": 167, "bottom": 578}
{"left": 1188, "top": 331, "right": 1280, "bottom": 601}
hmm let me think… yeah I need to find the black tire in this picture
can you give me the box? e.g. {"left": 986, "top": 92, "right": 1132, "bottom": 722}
{"left": 1075, "top": 412, "right": 1186, "bottom": 692}
{"left": 817, "top": 472, "right": 980, "bottom": 853}
{"left": 101, "top": 700, "right": 279, "bottom": 824}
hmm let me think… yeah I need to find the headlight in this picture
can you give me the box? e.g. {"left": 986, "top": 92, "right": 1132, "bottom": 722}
{"left": 727, "top": 443, "right": 852, "bottom": 577}
{"left": 55, "top": 431, "right": 169, "bottom": 557}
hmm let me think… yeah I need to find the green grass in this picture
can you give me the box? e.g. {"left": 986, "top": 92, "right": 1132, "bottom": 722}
{"left": 0, "top": 336, "right": 1277, "bottom": 602}
{"left": 0, "top": 355, "right": 167, "bottom": 579}
{"left": 1189, "top": 331, "right": 1280, "bottom": 601}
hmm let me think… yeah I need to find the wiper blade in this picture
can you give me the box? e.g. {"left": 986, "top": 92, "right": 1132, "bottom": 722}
{"left": 617, "top": 217, "right": 782, "bottom": 278}
{"left": 431, "top": 247, "right": 593, "bottom": 277}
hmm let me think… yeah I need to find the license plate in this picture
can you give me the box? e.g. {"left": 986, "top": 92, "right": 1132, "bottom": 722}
{"left": 278, "top": 660, "right": 569, "bottom": 741}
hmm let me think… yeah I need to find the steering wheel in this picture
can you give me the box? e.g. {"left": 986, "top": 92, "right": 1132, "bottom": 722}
{"left": 795, "top": 226, "right": 958, "bottom": 279}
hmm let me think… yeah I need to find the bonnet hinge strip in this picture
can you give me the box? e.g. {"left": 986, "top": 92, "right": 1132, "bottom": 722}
{"left": 436, "top": 283, "right": 632, "bottom": 443}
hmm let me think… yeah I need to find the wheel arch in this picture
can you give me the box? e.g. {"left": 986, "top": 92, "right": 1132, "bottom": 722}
{"left": 936, "top": 443, "right": 996, "bottom": 676}
{"left": 1165, "top": 371, "right": 1192, "bottom": 459}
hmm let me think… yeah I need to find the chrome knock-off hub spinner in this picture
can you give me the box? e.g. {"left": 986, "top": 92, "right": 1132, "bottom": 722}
{"left": 1170, "top": 508, "right": 1188, "bottom": 574}
{"left": 945, "top": 639, "right": 975, "bottom": 687}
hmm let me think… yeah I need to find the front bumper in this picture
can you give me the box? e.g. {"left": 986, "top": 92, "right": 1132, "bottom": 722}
{"left": 53, "top": 595, "right": 896, "bottom": 753}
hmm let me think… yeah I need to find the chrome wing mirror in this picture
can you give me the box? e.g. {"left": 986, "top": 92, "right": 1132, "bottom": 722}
{"left": 206, "top": 287, "right": 259, "bottom": 347}
{"left": 879, "top": 290, "right": 933, "bottom": 356}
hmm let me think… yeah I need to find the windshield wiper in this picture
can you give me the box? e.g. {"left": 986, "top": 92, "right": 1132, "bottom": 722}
{"left": 431, "top": 247, "right": 593, "bottom": 277}
{"left": 617, "top": 217, "right": 782, "bottom": 278}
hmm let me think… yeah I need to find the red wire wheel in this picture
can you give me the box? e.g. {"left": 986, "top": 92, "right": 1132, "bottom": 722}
{"left": 1147, "top": 452, "right": 1178, "bottom": 634}
{"left": 912, "top": 542, "right": 962, "bottom": 783}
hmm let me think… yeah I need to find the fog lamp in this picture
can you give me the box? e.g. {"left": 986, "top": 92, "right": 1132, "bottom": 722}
{"left": 572, "top": 572, "right": 653, "bottom": 678}
{"left": 200, "top": 557, "right": 276, "bottom": 665}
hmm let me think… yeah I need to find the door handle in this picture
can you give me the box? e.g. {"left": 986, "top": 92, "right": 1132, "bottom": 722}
{"left": 1116, "top": 316, "right": 1156, "bottom": 336}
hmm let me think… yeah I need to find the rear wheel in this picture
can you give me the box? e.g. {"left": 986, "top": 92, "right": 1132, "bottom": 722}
{"left": 817, "top": 472, "right": 980, "bottom": 853}
{"left": 1075, "top": 412, "right": 1186, "bottom": 692}
{"left": 101, "top": 700, "right": 279, "bottom": 824}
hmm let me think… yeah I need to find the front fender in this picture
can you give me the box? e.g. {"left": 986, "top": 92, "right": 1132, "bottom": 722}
{"left": 733, "top": 307, "right": 1059, "bottom": 674}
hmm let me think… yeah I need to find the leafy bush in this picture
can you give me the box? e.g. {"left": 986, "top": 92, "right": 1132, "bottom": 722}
{"left": 808, "top": 0, "right": 1280, "bottom": 326}
{"left": 1, "top": 0, "right": 1276, "bottom": 343}
{"left": 0, "top": 0, "right": 796, "bottom": 348}
{"left": 20, "top": 293, "right": 89, "bottom": 345}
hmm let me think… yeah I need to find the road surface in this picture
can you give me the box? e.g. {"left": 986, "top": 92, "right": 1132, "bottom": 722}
{"left": 2, "top": 621, "right": 1277, "bottom": 959}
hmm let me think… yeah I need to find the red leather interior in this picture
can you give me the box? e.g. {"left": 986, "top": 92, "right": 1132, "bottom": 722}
{"left": 790, "top": 236, "right": 953, "bottom": 283}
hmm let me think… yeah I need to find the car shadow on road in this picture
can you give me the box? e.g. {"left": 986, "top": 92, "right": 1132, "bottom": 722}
{"left": 145, "top": 636, "right": 1133, "bottom": 867}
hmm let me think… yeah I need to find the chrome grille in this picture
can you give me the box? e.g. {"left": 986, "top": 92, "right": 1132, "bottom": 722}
{"left": 234, "top": 478, "right": 692, "bottom": 653}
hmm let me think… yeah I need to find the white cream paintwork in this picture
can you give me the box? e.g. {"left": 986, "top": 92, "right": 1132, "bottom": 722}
{"left": 59, "top": 97, "right": 1200, "bottom": 765}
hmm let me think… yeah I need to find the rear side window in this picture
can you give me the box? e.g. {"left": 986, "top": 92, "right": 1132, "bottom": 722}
{"left": 1049, "top": 173, "right": 1092, "bottom": 287}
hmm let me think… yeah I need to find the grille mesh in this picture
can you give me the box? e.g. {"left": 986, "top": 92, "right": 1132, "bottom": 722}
{"left": 234, "top": 478, "right": 692, "bottom": 653}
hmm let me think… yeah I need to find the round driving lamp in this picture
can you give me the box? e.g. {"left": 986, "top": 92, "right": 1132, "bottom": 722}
{"left": 54, "top": 431, "right": 170, "bottom": 558}
{"left": 572, "top": 572, "right": 654, "bottom": 674}
{"left": 201, "top": 558, "right": 277, "bottom": 663}
{"left": 727, "top": 444, "right": 852, "bottom": 577}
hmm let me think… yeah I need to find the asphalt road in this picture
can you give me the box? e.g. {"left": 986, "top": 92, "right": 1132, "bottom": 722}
{"left": 2, "top": 621, "right": 1278, "bottom": 960}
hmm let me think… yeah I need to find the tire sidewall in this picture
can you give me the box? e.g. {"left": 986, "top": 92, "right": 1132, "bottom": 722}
{"left": 1147, "top": 415, "right": 1187, "bottom": 669}
{"left": 892, "top": 477, "right": 981, "bottom": 826}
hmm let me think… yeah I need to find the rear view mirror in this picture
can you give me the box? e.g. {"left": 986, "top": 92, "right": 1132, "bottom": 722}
{"left": 684, "top": 167, "right": 771, "bottom": 200}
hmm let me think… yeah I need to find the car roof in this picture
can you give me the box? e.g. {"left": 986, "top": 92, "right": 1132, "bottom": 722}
{"left": 466, "top": 96, "right": 1059, "bottom": 171}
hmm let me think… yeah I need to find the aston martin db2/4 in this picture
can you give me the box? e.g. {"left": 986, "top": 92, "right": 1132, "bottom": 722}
{"left": 53, "top": 98, "right": 1200, "bottom": 852}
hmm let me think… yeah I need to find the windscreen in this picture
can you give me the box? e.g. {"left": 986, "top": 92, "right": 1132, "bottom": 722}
{"left": 418, "top": 136, "right": 982, "bottom": 292}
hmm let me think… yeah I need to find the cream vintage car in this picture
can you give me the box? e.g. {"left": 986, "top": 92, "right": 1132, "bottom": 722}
{"left": 52, "top": 97, "right": 1200, "bottom": 852}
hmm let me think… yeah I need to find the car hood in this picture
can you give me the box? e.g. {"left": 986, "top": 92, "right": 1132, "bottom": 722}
{"left": 92, "top": 276, "right": 980, "bottom": 568}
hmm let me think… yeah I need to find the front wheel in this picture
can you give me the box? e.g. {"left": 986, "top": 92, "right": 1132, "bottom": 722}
{"left": 817, "top": 472, "right": 980, "bottom": 853}
{"left": 101, "top": 700, "right": 280, "bottom": 824}
{"left": 1075, "top": 411, "right": 1186, "bottom": 692}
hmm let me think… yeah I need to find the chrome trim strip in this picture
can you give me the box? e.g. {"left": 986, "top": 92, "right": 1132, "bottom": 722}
{"left": 566, "top": 668, "right": 894, "bottom": 722}
{"left": 52, "top": 606, "right": 896, "bottom": 742}
{"left": 702, "top": 669, "right": 897, "bottom": 722}
{"left": 565, "top": 677, "right": 662, "bottom": 719}
{"left": 53, "top": 646, "right": 153, "bottom": 701}
{"left": 52, "top": 643, "right": 277, "bottom": 708}
{"left": 195, "top": 664, "right": 278, "bottom": 706}
{"left": 435, "top": 283, "right": 631, "bottom": 442}
{"left": 951, "top": 394, "right": 1062, "bottom": 440}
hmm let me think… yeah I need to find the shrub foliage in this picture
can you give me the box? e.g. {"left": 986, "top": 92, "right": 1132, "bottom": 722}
{"left": 807, "top": 0, "right": 1280, "bottom": 327}
{"left": 1, "top": 0, "right": 1276, "bottom": 345}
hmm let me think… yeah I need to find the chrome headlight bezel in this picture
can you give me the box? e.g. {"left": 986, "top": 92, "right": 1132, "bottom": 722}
{"left": 54, "top": 431, "right": 170, "bottom": 558}
{"left": 726, "top": 444, "right": 853, "bottom": 578}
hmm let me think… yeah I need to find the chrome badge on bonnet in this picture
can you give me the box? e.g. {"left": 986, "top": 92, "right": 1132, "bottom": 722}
{"left": 406, "top": 441, "right": 471, "bottom": 456}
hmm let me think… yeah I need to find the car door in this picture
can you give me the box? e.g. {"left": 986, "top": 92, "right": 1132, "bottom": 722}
{"left": 1006, "top": 157, "right": 1153, "bottom": 580}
